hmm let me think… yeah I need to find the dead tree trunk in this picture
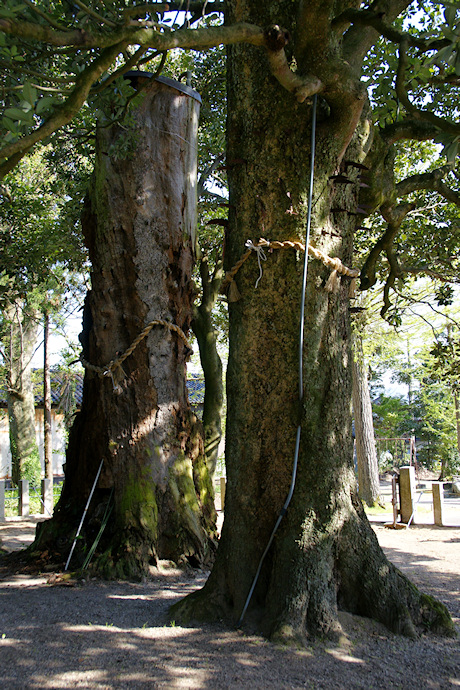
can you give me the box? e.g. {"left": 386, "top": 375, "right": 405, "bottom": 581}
{"left": 36, "top": 78, "right": 217, "bottom": 577}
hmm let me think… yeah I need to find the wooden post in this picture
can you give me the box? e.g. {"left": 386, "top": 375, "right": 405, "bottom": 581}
{"left": 18, "top": 479, "right": 30, "bottom": 517}
{"left": 41, "top": 478, "right": 53, "bottom": 515}
{"left": 220, "top": 477, "right": 226, "bottom": 511}
{"left": 399, "top": 466, "right": 415, "bottom": 524}
{"left": 0, "top": 480, "right": 5, "bottom": 521}
{"left": 432, "top": 482, "right": 444, "bottom": 526}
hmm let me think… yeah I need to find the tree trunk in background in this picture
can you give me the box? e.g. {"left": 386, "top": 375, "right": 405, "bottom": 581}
{"left": 172, "top": 0, "right": 454, "bottom": 641}
{"left": 352, "top": 349, "right": 380, "bottom": 506}
{"left": 43, "top": 310, "right": 53, "bottom": 482}
{"left": 192, "top": 256, "right": 224, "bottom": 477}
{"left": 6, "top": 301, "right": 39, "bottom": 486}
{"left": 36, "top": 79, "right": 217, "bottom": 577}
{"left": 455, "top": 393, "right": 460, "bottom": 461}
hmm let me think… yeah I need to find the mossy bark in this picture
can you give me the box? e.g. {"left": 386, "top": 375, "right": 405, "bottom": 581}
{"left": 171, "top": 1, "right": 455, "bottom": 640}
{"left": 35, "top": 80, "right": 216, "bottom": 577}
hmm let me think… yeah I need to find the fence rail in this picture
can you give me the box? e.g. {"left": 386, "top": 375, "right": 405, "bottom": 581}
{"left": 0, "top": 479, "right": 58, "bottom": 521}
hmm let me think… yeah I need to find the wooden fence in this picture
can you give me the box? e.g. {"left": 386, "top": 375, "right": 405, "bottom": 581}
{"left": 0, "top": 479, "right": 54, "bottom": 521}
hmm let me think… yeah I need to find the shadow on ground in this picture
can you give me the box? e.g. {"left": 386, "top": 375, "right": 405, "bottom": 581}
{"left": 0, "top": 564, "right": 459, "bottom": 689}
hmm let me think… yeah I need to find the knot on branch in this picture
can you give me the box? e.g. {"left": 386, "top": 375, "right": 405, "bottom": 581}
{"left": 264, "top": 24, "right": 290, "bottom": 52}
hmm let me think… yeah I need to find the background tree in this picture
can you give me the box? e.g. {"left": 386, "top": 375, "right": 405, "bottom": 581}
{"left": 0, "top": 146, "right": 86, "bottom": 485}
{"left": 352, "top": 331, "right": 381, "bottom": 506}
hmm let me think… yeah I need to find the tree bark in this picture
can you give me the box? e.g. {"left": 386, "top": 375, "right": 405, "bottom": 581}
{"left": 192, "top": 256, "right": 224, "bottom": 477}
{"left": 172, "top": 1, "right": 454, "bottom": 641}
{"left": 5, "top": 301, "right": 40, "bottom": 486}
{"left": 352, "top": 341, "right": 380, "bottom": 506}
{"left": 43, "top": 310, "right": 53, "bottom": 482}
{"left": 36, "top": 79, "right": 217, "bottom": 577}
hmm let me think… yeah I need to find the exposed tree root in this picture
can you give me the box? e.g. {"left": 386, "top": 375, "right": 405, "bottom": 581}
{"left": 171, "top": 506, "right": 456, "bottom": 643}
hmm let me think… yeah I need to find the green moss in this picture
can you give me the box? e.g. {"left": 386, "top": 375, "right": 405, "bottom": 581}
{"left": 168, "top": 452, "right": 203, "bottom": 543}
{"left": 119, "top": 473, "right": 158, "bottom": 538}
{"left": 419, "top": 592, "right": 457, "bottom": 637}
{"left": 193, "top": 453, "right": 214, "bottom": 507}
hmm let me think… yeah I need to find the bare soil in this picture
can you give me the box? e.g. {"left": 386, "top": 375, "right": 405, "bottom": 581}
{"left": 0, "top": 518, "right": 459, "bottom": 689}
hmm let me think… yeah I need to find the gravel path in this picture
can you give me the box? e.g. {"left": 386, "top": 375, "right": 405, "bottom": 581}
{"left": 0, "top": 519, "right": 459, "bottom": 689}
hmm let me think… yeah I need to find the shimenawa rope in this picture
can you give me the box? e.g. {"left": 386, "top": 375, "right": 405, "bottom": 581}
{"left": 80, "top": 319, "right": 190, "bottom": 393}
{"left": 221, "top": 237, "right": 360, "bottom": 300}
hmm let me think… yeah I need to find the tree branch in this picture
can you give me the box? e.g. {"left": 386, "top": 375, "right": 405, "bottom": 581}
{"left": 90, "top": 45, "right": 150, "bottom": 94}
{"left": 396, "top": 40, "right": 460, "bottom": 137}
{"left": 72, "top": 0, "right": 118, "bottom": 28}
{"left": 340, "top": 0, "right": 413, "bottom": 69}
{"left": 381, "top": 119, "right": 443, "bottom": 145}
{"left": 0, "top": 42, "right": 125, "bottom": 179}
{"left": 395, "top": 166, "right": 452, "bottom": 198}
{"left": 335, "top": 7, "right": 450, "bottom": 52}
{"left": 21, "top": 0, "right": 68, "bottom": 31}
{"left": 0, "top": 21, "right": 324, "bottom": 177}
{"left": 0, "top": 17, "right": 265, "bottom": 50}
{"left": 360, "top": 200, "right": 415, "bottom": 290}
{"left": 263, "top": 26, "right": 322, "bottom": 102}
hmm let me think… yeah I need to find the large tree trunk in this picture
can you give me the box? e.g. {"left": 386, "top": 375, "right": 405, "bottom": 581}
{"left": 172, "top": 2, "right": 454, "bottom": 640}
{"left": 352, "top": 339, "right": 380, "bottom": 506}
{"left": 5, "top": 301, "right": 40, "bottom": 486}
{"left": 36, "top": 79, "right": 217, "bottom": 577}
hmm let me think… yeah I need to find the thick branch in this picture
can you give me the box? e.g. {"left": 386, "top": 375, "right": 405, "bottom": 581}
{"left": 0, "top": 22, "right": 324, "bottom": 176}
{"left": 381, "top": 264, "right": 398, "bottom": 316}
{"left": 264, "top": 25, "right": 322, "bottom": 102}
{"left": 433, "top": 181, "right": 460, "bottom": 207}
{"left": 380, "top": 119, "right": 442, "bottom": 145}
{"left": 395, "top": 166, "right": 452, "bottom": 197}
{"left": 0, "top": 17, "right": 265, "bottom": 50}
{"left": 340, "top": 0, "right": 413, "bottom": 70}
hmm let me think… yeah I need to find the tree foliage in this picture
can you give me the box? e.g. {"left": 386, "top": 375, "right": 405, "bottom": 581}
{"left": 0, "top": 1, "right": 458, "bottom": 318}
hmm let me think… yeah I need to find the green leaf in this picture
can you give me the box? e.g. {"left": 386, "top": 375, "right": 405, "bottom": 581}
{"left": 4, "top": 107, "right": 33, "bottom": 124}
{"left": 4, "top": 107, "right": 27, "bottom": 120}
{"left": 22, "top": 82, "right": 37, "bottom": 106}
{"left": 36, "top": 96, "right": 56, "bottom": 115}
{"left": 455, "top": 49, "right": 460, "bottom": 76}
{"left": 444, "top": 139, "right": 459, "bottom": 164}
{"left": 444, "top": 6, "right": 458, "bottom": 29}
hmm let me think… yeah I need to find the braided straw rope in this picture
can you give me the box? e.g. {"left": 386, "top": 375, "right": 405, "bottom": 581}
{"left": 80, "top": 320, "right": 190, "bottom": 381}
{"left": 221, "top": 238, "right": 359, "bottom": 297}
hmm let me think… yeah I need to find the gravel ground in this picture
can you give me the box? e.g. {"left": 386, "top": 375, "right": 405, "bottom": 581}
{"left": 0, "top": 519, "right": 459, "bottom": 689}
